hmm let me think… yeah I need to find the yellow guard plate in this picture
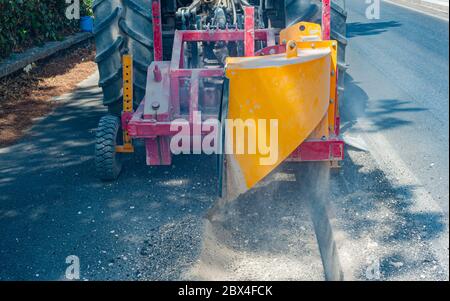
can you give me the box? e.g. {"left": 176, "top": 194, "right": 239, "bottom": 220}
{"left": 223, "top": 41, "right": 336, "bottom": 201}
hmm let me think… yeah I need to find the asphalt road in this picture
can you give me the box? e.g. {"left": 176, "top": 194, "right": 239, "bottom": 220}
{"left": 0, "top": 1, "right": 448, "bottom": 281}
{"left": 344, "top": 0, "right": 449, "bottom": 212}
{"left": 0, "top": 75, "right": 325, "bottom": 280}
{"left": 335, "top": 0, "right": 449, "bottom": 279}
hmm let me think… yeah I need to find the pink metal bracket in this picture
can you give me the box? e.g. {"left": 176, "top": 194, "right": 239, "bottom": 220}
{"left": 322, "top": 0, "right": 331, "bottom": 40}
{"left": 152, "top": 0, "right": 163, "bottom": 61}
{"left": 244, "top": 6, "right": 255, "bottom": 57}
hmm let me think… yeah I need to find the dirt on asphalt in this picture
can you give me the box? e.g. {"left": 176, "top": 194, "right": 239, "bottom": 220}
{"left": 0, "top": 40, "right": 96, "bottom": 147}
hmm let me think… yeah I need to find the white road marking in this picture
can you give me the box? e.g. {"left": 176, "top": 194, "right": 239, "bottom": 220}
{"left": 422, "top": 0, "right": 449, "bottom": 8}
{"left": 383, "top": 0, "right": 449, "bottom": 21}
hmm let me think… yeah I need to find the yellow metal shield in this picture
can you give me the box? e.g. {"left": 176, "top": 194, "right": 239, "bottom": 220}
{"left": 222, "top": 38, "right": 337, "bottom": 201}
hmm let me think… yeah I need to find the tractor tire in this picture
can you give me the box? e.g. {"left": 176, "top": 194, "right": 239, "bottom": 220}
{"left": 285, "top": 0, "right": 347, "bottom": 100}
{"left": 93, "top": 0, "right": 154, "bottom": 115}
{"left": 93, "top": 0, "right": 125, "bottom": 116}
{"left": 329, "top": 1, "right": 348, "bottom": 101}
{"left": 95, "top": 115, "right": 123, "bottom": 181}
{"left": 119, "top": 0, "right": 154, "bottom": 107}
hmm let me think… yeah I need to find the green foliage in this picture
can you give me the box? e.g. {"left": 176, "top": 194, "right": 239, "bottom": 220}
{"left": 81, "top": 0, "right": 94, "bottom": 16}
{"left": 0, "top": 0, "right": 93, "bottom": 59}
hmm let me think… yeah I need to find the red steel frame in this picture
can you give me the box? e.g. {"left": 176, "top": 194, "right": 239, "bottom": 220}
{"left": 124, "top": 0, "right": 343, "bottom": 165}
{"left": 322, "top": 0, "right": 331, "bottom": 40}
{"left": 152, "top": 0, "right": 163, "bottom": 61}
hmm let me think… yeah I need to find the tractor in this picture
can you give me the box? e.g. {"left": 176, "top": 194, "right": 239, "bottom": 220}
{"left": 93, "top": 0, "right": 347, "bottom": 198}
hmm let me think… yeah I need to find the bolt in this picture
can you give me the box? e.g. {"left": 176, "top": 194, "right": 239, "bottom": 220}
{"left": 331, "top": 70, "right": 335, "bottom": 76}
{"left": 152, "top": 101, "right": 160, "bottom": 111}
{"left": 289, "top": 41, "right": 296, "bottom": 50}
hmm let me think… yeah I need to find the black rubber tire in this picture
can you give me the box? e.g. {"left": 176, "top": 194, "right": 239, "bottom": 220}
{"left": 93, "top": 0, "right": 154, "bottom": 115}
{"left": 119, "top": 0, "right": 154, "bottom": 107}
{"left": 95, "top": 115, "right": 123, "bottom": 181}
{"left": 93, "top": 0, "right": 124, "bottom": 116}
{"left": 329, "top": 1, "right": 347, "bottom": 101}
{"left": 285, "top": 0, "right": 348, "bottom": 100}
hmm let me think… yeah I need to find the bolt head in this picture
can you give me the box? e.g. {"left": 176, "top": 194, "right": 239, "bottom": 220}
{"left": 152, "top": 101, "right": 160, "bottom": 110}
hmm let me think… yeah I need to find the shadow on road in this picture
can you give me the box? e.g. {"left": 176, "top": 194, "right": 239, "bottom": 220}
{"left": 0, "top": 75, "right": 446, "bottom": 280}
{"left": 0, "top": 81, "right": 216, "bottom": 280}
{"left": 330, "top": 146, "right": 447, "bottom": 280}
{"left": 341, "top": 74, "right": 428, "bottom": 133}
{"left": 347, "top": 21, "right": 402, "bottom": 38}
{"left": 334, "top": 71, "right": 446, "bottom": 280}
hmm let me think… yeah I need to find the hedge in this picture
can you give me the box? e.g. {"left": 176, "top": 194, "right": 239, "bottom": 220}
{"left": 0, "top": 0, "right": 92, "bottom": 60}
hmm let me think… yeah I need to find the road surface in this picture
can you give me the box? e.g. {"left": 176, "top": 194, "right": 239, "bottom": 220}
{"left": 0, "top": 1, "right": 448, "bottom": 280}
{"left": 336, "top": 0, "right": 448, "bottom": 279}
{"left": 345, "top": 0, "right": 449, "bottom": 212}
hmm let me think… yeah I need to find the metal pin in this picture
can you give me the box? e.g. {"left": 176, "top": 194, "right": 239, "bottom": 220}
{"left": 152, "top": 101, "right": 160, "bottom": 119}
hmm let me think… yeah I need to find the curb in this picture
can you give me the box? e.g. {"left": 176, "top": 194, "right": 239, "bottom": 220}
{"left": 0, "top": 32, "right": 93, "bottom": 79}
